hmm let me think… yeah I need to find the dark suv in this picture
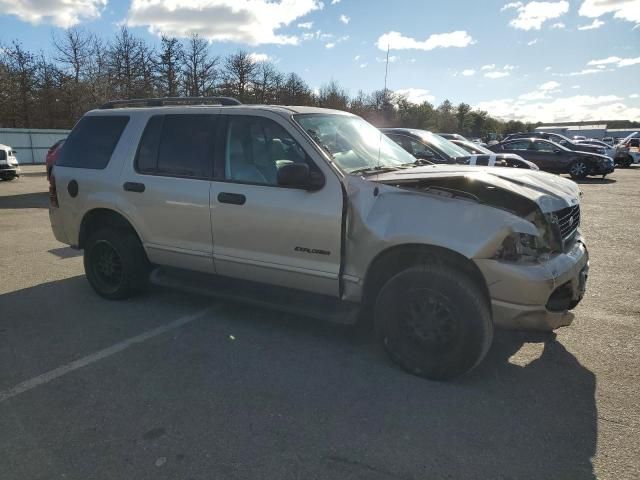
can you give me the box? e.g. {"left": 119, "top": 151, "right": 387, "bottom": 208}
{"left": 489, "top": 137, "right": 614, "bottom": 179}
{"left": 504, "top": 132, "right": 606, "bottom": 156}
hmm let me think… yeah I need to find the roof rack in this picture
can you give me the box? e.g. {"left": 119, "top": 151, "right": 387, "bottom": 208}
{"left": 99, "top": 96, "right": 242, "bottom": 109}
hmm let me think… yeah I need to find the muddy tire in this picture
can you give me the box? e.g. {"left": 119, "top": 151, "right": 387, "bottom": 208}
{"left": 374, "top": 264, "right": 493, "bottom": 381}
{"left": 84, "top": 228, "right": 149, "bottom": 300}
{"left": 569, "top": 160, "right": 589, "bottom": 179}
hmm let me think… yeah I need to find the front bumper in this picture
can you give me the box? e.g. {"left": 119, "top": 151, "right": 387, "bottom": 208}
{"left": 475, "top": 240, "right": 589, "bottom": 331}
{"left": 0, "top": 164, "right": 20, "bottom": 178}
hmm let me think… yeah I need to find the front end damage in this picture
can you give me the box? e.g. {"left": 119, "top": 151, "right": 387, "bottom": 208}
{"left": 341, "top": 167, "right": 588, "bottom": 331}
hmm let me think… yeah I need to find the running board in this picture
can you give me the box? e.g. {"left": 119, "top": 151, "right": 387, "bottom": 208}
{"left": 150, "top": 267, "right": 360, "bottom": 325}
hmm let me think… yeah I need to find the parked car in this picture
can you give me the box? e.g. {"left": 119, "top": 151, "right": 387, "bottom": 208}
{"left": 489, "top": 137, "right": 614, "bottom": 179}
{"left": 49, "top": 97, "right": 588, "bottom": 381}
{"left": 0, "top": 144, "right": 21, "bottom": 181}
{"left": 602, "top": 137, "right": 615, "bottom": 146}
{"left": 436, "top": 133, "right": 467, "bottom": 141}
{"left": 572, "top": 135, "right": 587, "bottom": 141}
{"left": 46, "top": 139, "right": 65, "bottom": 180}
{"left": 382, "top": 128, "right": 539, "bottom": 170}
{"left": 449, "top": 138, "right": 539, "bottom": 170}
{"left": 504, "top": 132, "right": 606, "bottom": 156}
{"left": 614, "top": 133, "right": 640, "bottom": 167}
{"left": 575, "top": 139, "right": 615, "bottom": 159}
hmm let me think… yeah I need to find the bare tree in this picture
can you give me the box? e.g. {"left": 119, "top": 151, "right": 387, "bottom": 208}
{"left": 183, "top": 34, "right": 219, "bottom": 97}
{"left": 108, "top": 27, "right": 145, "bottom": 99}
{"left": 221, "top": 50, "right": 257, "bottom": 101}
{"left": 2, "top": 41, "right": 37, "bottom": 127}
{"left": 52, "top": 28, "right": 93, "bottom": 84}
{"left": 158, "top": 36, "right": 183, "bottom": 97}
{"left": 253, "top": 61, "right": 278, "bottom": 104}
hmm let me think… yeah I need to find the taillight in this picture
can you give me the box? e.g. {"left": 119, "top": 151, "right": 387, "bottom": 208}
{"left": 49, "top": 174, "right": 59, "bottom": 208}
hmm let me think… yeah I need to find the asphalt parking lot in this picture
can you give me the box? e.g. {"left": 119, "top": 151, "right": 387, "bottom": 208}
{"left": 1, "top": 166, "right": 639, "bottom": 480}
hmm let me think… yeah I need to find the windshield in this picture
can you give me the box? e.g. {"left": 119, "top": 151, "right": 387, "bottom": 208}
{"left": 294, "top": 114, "right": 417, "bottom": 173}
{"left": 458, "top": 140, "right": 493, "bottom": 155}
{"left": 418, "top": 132, "right": 470, "bottom": 159}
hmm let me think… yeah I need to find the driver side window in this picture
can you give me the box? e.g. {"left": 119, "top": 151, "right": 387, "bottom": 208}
{"left": 225, "top": 116, "right": 312, "bottom": 186}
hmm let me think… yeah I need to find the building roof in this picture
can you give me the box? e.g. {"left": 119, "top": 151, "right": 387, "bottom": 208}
{"left": 536, "top": 124, "right": 607, "bottom": 131}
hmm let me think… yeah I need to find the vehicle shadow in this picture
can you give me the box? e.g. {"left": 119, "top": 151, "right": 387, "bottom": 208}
{"left": 0, "top": 191, "right": 48, "bottom": 209}
{"left": 0, "top": 278, "right": 597, "bottom": 480}
{"left": 573, "top": 177, "right": 617, "bottom": 185}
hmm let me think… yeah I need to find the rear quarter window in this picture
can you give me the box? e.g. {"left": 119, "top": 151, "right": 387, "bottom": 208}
{"left": 57, "top": 116, "right": 129, "bottom": 169}
{"left": 0, "top": 150, "right": 6, "bottom": 161}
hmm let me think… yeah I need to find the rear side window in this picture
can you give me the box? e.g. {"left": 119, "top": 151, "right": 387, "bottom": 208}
{"left": 135, "top": 114, "right": 215, "bottom": 178}
{"left": 0, "top": 150, "right": 5, "bottom": 161}
{"left": 57, "top": 116, "right": 129, "bottom": 169}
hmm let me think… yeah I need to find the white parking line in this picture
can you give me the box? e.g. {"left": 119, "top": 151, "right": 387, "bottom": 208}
{"left": 0, "top": 306, "right": 214, "bottom": 403}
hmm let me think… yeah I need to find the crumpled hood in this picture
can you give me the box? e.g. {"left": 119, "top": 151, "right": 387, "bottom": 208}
{"left": 372, "top": 164, "right": 580, "bottom": 213}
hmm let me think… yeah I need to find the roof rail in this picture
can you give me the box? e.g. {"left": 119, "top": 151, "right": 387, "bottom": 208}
{"left": 99, "top": 96, "right": 242, "bottom": 109}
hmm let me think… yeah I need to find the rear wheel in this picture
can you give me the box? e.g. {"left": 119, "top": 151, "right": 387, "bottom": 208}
{"left": 569, "top": 160, "right": 588, "bottom": 179}
{"left": 374, "top": 264, "right": 493, "bottom": 381}
{"left": 84, "top": 228, "right": 149, "bottom": 300}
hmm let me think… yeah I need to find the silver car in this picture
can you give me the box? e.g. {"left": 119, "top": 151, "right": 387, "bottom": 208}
{"left": 49, "top": 98, "right": 589, "bottom": 380}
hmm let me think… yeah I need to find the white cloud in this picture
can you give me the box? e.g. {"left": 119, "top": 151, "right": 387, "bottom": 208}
{"left": 518, "top": 81, "right": 561, "bottom": 100}
{"left": 539, "top": 80, "right": 561, "bottom": 90}
{"left": 572, "top": 85, "right": 581, "bottom": 89}
{"left": 503, "top": 64, "right": 516, "bottom": 70}
{"left": 331, "top": 0, "right": 341, "bottom": 3}
{"left": 505, "top": 1, "right": 570, "bottom": 31}
{"left": 481, "top": 64, "right": 496, "bottom": 70}
{"left": 550, "top": 21, "right": 566, "bottom": 28}
{"left": 376, "top": 30, "right": 475, "bottom": 51}
{"left": 545, "top": 66, "right": 552, "bottom": 71}
{"left": 588, "top": 56, "right": 640, "bottom": 67}
{"left": 354, "top": 55, "right": 360, "bottom": 61}
{"left": 127, "top": 0, "right": 322, "bottom": 45}
{"left": 395, "top": 88, "right": 436, "bottom": 104}
{"left": 248, "top": 52, "right": 271, "bottom": 62}
{"left": 462, "top": 69, "right": 476, "bottom": 76}
{"left": 298, "top": 21, "right": 313, "bottom": 29}
{"left": 578, "top": 18, "right": 605, "bottom": 30}
{"left": 325, "top": 42, "right": 336, "bottom": 49}
{"left": 339, "top": 14, "right": 350, "bottom": 24}
{"left": 359, "top": 63, "right": 368, "bottom": 68}
{"left": 0, "top": 0, "right": 106, "bottom": 27}
{"left": 579, "top": 0, "right": 640, "bottom": 25}
{"left": 501, "top": 2, "right": 523, "bottom": 11}
{"left": 476, "top": 95, "right": 639, "bottom": 123}
{"left": 377, "top": 55, "right": 399, "bottom": 63}
{"left": 630, "top": 93, "right": 639, "bottom": 98}
{"left": 563, "top": 68, "right": 608, "bottom": 76}
{"left": 527, "top": 38, "right": 539, "bottom": 45}
{"left": 485, "top": 71, "right": 511, "bottom": 79}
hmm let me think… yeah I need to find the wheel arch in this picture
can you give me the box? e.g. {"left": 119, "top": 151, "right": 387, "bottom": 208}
{"left": 78, "top": 208, "right": 144, "bottom": 250}
{"left": 362, "top": 243, "right": 490, "bottom": 308}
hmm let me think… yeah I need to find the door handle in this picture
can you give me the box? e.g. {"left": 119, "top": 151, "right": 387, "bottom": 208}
{"left": 218, "top": 192, "right": 246, "bottom": 205}
{"left": 123, "top": 182, "right": 145, "bottom": 193}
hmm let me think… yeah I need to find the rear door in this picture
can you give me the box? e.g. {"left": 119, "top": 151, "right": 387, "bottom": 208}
{"left": 209, "top": 112, "right": 343, "bottom": 296}
{"left": 118, "top": 113, "right": 217, "bottom": 273}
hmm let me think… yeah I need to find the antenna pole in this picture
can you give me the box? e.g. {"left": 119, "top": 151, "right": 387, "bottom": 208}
{"left": 383, "top": 43, "right": 390, "bottom": 94}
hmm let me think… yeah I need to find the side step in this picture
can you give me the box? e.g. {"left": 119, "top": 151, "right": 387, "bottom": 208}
{"left": 150, "top": 267, "right": 361, "bottom": 325}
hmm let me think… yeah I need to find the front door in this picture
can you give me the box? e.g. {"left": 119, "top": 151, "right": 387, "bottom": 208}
{"left": 209, "top": 113, "right": 343, "bottom": 296}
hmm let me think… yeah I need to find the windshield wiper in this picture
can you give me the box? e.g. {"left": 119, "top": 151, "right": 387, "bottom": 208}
{"left": 399, "top": 159, "right": 433, "bottom": 167}
{"left": 350, "top": 165, "right": 401, "bottom": 176}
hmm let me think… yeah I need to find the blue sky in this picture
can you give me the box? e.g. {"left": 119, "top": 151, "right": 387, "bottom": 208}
{"left": 0, "top": 0, "right": 638, "bottom": 123}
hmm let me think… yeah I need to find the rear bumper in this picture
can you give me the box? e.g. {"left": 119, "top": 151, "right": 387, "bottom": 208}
{"left": 475, "top": 240, "right": 589, "bottom": 331}
{"left": 49, "top": 207, "right": 71, "bottom": 245}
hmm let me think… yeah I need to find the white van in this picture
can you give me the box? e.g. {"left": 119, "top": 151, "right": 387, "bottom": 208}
{"left": 0, "top": 144, "right": 21, "bottom": 181}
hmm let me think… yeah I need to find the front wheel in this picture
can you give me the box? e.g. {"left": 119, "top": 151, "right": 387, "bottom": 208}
{"left": 84, "top": 228, "right": 150, "bottom": 300}
{"left": 569, "top": 160, "right": 588, "bottom": 179}
{"left": 374, "top": 264, "right": 493, "bottom": 381}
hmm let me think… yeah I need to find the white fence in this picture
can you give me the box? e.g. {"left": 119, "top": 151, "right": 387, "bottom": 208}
{"left": 0, "top": 128, "right": 71, "bottom": 165}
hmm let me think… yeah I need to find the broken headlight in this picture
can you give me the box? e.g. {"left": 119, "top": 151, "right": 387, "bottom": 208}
{"left": 495, "top": 212, "right": 556, "bottom": 262}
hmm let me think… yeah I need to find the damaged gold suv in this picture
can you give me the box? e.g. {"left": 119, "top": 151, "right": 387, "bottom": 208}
{"left": 49, "top": 99, "right": 589, "bottom": 380}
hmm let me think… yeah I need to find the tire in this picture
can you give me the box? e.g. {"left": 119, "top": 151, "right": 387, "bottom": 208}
{"left": 374, "top": 264, "right": 493, "bottom": 381}
{"left": 622, "top": 156, "right": 633, "bottom": 168}
{"left": 84, "top": 228, "right": 150, "bottom": 300}
{"left": 569, "top": 160, "right": 588, "bottom": 179}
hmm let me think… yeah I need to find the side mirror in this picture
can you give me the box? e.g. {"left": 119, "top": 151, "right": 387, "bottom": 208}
{"left": 277, "top": 163, "right": 324, "bottom": 191}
